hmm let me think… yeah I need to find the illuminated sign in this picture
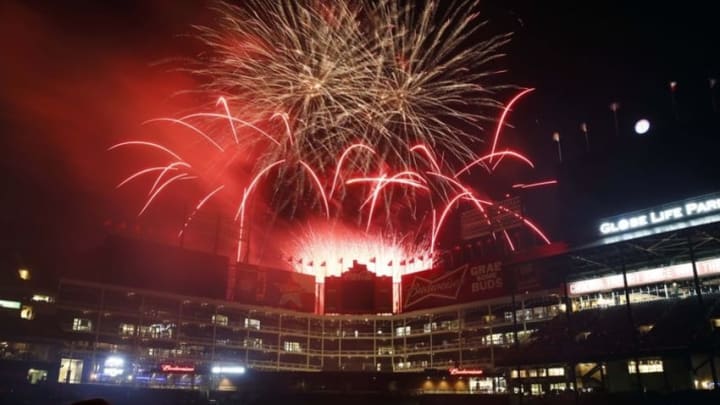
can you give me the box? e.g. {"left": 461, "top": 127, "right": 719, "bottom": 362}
{"left": 103, "top": 356, "right": 124, "bottom": 377}
{"left": 160, "top": 364, "right": 195, "bottom": 373}
{"left": 599, "top": 193, "right": 720, "bottom": 237}
{"left": 568, "top": 257, "right": 720, "bottom": 296}
{"left": 0, "top": 299, "right": 21, "bottom": 310}
{"left": 449, "top": 367, "right": 484, "bottom": 376}
{"left": 211, "top": 366, "right": 246, "bottom": 374}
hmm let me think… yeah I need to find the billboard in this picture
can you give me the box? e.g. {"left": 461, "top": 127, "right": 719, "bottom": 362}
{"left": 460, "top": 196, "right": 523, "bottom": 240}
{"left": 401, "top": 260, "right": 507, "bottom": 312}
{"left": 235, "top": 265, "right": 315, "bottom": 312}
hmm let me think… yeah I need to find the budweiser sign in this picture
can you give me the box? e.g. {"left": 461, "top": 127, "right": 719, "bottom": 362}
{"left": 402, "top": 260, "right": 507, "bottom": 311}
{"left": 404, "top": 265, "right": 468, "bottom": 309}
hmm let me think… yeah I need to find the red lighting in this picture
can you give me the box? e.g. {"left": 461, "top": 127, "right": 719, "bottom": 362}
{"left": 512, "top": 180, "right": 558, "bottom": 189}
{"left": 449, "top": 367, "right": 484, "bottom": 376}
{"left": 160, "top": 364, "right": 195, "bottom": 373}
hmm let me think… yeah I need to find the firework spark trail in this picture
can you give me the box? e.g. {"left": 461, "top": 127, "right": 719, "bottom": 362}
{"left": 112, "top": 1, "right": 553, "bottom": 277}
{"left": 108, "top": 141, "right": 183, "bottom": 161}
{"left": 346, "top": 171, "right": 429, "bottom": 231}
{"left": 431, "top": 191, "right": 472, "bottom": 250}
{"left": 138, "top": 173, "right": 193, "bottom": 216}
{"left": 454, "top": 150, "right": 535, "bottom": 177}
{"left": 488, "top": 88, "right": 535, "bottom": 164}
{"left": 143, "top": 118, "right": 225, "bottom": 152}
{"left": 190, "top": 0, "right": 511, "bottom": 207}
{"left": 178, "top": 184, "right": 226, "bottom": 237}
{"left": 215, "top": 96, "right": 240, "bottom": 144}
{"left": 116, "top": 165, "right": 183, "bottom": 189}
{"left": 512, "top": 180, "right": 558, "bottom": 189}
{"left": 329, "top": 143, "right": 376, "bottom": 199}
{"left": 299, "top": 160, "right": 330, "bottom": 219}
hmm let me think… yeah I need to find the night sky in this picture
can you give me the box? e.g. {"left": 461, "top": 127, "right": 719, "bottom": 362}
{"left": 1, "top": 0, "right": 719, "bottom": 276}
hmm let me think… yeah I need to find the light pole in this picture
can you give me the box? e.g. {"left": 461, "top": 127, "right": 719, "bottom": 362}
{"left": 580, "top": 122, "right": 589, "bottom": 152}
{"left": 610, "top": 102, "right": 620, "bottom": 137}
{"left": 552, "top": 132, "right": 562, "bottom": 163}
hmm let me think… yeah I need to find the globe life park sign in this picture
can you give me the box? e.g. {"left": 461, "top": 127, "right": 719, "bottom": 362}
{"left": 598, "top": 192, "right": 720, "bottom": 243}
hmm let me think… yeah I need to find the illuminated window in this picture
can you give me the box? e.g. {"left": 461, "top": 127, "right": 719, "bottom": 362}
{"left": 18, "top": 269, "right": 30, "bottom": 281}
{"left": 377, "top": 346, "right": 393, "bottom": 355}
{"left": 138, "top": 323, "right": 174, "bottom": 339}
{"left": 423, "top": 322, "right": 437, "bottom": 333}
{"left": 212, "top": 314, "right": 229, "bottom": 326}
{"left": 0, "top": 299, "right": 21, "bottom": 310}
{"left": 72, "top": 318, "right": 93, "bottom": 332}
{"left": 528, "top": 369, "right": 538, "bottom": 377}
{"left": 440, "top": 320, "right": 459, "bottom": 331}
{"left": 58, "top": 358, "right": 83, "bottom": 384}
{"left": 548, "top": 367, "right": 565, "bottom": 376}
{"left": 20, "top": 305, "right": 34, "bottom": 320}
{"left": 549, "top": 382, "right": 566, "bottom": 391}
{"left": 27, "top": 368, "right": 47, "bottom": 384}
{"left": 395, "top": 326, "right": 411, "bottom": 336}
{"left": 711, "top": 318, "right": 720, "bottom": 329}
{"left": 244, "top": 318, "right": 261, "bottom": 330}
{"left": 31, "top": 294, "right": 54, "bottom": 303}
{"left": 244, "top": 338, "right": 262, "bottom": 348}
{"left": 283, "top": 341, "right": 302, "bottom": 353}
{"left": 119, "top": 324, "right": 135, "bottom": 336}
{"left": 510, "top": 370, "right": 518, "bottom": 379}
{"left": 628, "top": 359, "right": 663, "bottom": 374}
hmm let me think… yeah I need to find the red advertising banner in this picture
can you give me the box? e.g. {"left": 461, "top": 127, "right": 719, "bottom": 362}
{"left": 402, "top": 260, "right": 507, "bottom": 312}
{"left": 235, "top": 265, "right": 315, "bottom": 312}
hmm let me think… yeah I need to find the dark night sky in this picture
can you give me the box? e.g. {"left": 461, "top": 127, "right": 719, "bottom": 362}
{"left": 1, "top": 0, "right": 719, "bottom": 276}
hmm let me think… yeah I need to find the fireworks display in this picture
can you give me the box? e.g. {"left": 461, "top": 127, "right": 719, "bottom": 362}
{"left": 111, "top": 0, "right": 551, "bottom": 281}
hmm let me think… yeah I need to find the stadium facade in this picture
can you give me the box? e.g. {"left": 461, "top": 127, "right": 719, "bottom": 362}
{"left": 1, "top": 192, "right": 720, "bottom": 396}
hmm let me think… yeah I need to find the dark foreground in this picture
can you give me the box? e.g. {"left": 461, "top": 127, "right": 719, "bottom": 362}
{"left": 1, "top": 385, "right": 719, "bottom": 405}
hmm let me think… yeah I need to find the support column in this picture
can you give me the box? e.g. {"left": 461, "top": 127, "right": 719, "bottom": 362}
{"left": 688, "top": 234, "right": 718, "bottom": 390}
{"left": 621, "top": 252, "right": 643, "bottom": 392}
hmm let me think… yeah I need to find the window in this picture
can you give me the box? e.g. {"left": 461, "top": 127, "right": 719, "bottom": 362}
{"left": 440, "top": 320, "right": 459, "bottom": 331}
{"left": 244, "top": 318, "right": 261, "bottom": 330}
{"left": 27, "top": 368, "right": 47, "bottom": 384}
{"left": 58, "top": 358, "right": 83, "bottom": 384}
{"left": 423, "top": 322, "right": 437, "bottom": 333}
{"left": 484, "top": 333, "right": 505, "bottom": 345}
{"left": 72, "top": 318, "right": 93, "bottom": 332}
{"left": 244, "top": 338, "right": 262, "bottom": 348}
{"left": 395, "top": 326, "right": 411, "bottom": 336}
{"left": 377, "top": 346, "right": 394, "bottom": 355}
{"left": 119, "top": 324, "right": 135, "bottom": 336}
{"left": 284, "top": 341, "right": 302, "bottom": 353}
{"left": 628, "top": 359, "right": 663, "bottom": 374}
{"left": 138, "top": 323, "right": 174, "bottom": 339}
{"left": 20, "top": 305, "right": 34, "bottom": 320}
{"left": 549, "top": 382, "right": 566, "bottom": 391}
{"left": 548, "top": 367, "right": 565, "bottom": 376}
{"left": 31, "top": 294, "right": 54, "bottom": 303}
{"left": 212, "top": 314, "right": 229, "bottom": 326}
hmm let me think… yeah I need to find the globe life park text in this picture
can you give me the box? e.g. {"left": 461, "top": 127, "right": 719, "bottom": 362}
{"left": 599, "top": 195, "right": 720, "bottom": 235}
